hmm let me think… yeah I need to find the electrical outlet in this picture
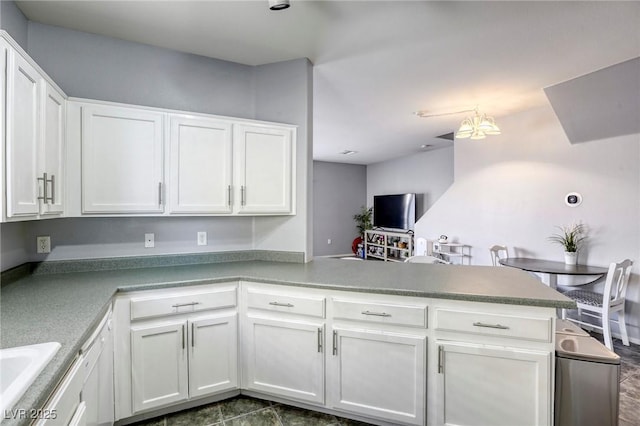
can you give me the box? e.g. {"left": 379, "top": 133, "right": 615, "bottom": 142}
{"left": 37, "top": 236, "right": 51, "bottom": 254}
{"left": 145, "top": 233, "right": 155, "bottom": 248}
{"left": 197, "top": 232, "right": 207, "bottom": 246}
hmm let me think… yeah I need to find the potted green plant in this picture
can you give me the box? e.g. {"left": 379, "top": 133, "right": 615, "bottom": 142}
{"left": 548, "top": 223, "right": 587, "bottom": 265}
{"left": 353, "top": 206, "right": 373, "bottom": 237}
{"left": 351, "top": 206, "right": 372, "bottom": 256}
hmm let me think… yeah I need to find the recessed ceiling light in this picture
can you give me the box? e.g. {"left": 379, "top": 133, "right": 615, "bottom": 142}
{"left": 339, "top": 150, "right": 358, "bottom": 155}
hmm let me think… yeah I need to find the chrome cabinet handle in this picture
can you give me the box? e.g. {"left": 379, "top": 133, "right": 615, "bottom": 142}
{"left": 317, "top": 328, "right": 323, "bottom": 353}
{"left": 269, "top": 301, "right": 294, "bottom": 308}
{"left": 181, "top": 324, "right": 185, "bottom": 350}
{"left": 38, "top": 173, "right": 55, "bottom": 203}
{"left": 241, "top": 186, "right": 246, "bottom": 206}
{"left": 438, "top": 346, "right": 444, "bottom": 374}
{"left": 191, "top": 323, "right": 195, "bottom": 347}
{"left": 37, "top": 173, "right": 48, "bottom": 202}
{"left": 361, "top": 310, "right": 391, "bottom": 317}
{"left": 473, "top": 322, "right": 510, "bottom": 330}
{"left": 332, "top": 330, "right": 338, "bottom": 355}
{"left": 158, "top": 182, "right": 163, "bottom": 205}
{"left": 228, "top": 185, "right": 232, "bottom": 206}
{"left": 49, "top": 174, "right": 55, "bottom": 204}
{"left": 171, "top": 302, "right": 200, "bottom": 308}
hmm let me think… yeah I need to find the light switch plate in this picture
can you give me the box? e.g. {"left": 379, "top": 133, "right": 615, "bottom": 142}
{"left": 145, "top": 233, "right": 155, "bottom": 248}
{"left": 197, "top": 232, "right": 207, "bottom": 246}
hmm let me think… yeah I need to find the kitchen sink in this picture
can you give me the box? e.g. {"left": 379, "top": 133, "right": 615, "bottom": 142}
{"left": 0, "top": 342, "right": 61, "bottom": 415}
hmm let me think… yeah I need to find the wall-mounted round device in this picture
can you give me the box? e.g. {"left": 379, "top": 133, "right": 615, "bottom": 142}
{"left": 565, "top": 192, "right": 582, "bottom": 207}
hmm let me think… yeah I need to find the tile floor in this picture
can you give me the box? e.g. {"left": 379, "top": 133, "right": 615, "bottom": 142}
{"left": 133, "top": 336, "right": 640, "bottom": 426}
{"left": 131, "top": 396, "right": 370, "bottom": 426}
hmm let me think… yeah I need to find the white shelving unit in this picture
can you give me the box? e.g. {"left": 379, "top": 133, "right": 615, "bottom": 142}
{"left": 364, "top": 229, "right": 414, "bottom": 262}
{"left": 432, "top": 242, "right": 471, "bottom": 265}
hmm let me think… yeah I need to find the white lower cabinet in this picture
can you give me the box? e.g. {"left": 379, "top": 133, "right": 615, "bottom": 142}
{"left": 328, "top": 327, "right": 427, "bottom": 425}
{"left": 189, "top": 314, "right": 239, "bottom": 398}
{"left": 114, "top": 284, "right": 239, "bottom": 419}
{"left": 130, "top": 314, "right": 238, "bottom": 413}
{"left": 112, "top": 282, "right": 556, "bottom": 426}
{"left": 131, "top": 320, "right": 189, "bottom": 412}
{"left": 241, "top": 283, "right": 326, "bottom": 405}
{"left": 435, "top": 341, "right": 551, "bottom": 426}
{"left": 243, "top": 316, "right": 325, "bottom": 404}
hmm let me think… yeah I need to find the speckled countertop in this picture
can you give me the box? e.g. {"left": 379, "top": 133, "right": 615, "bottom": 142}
{"left": 0, "top": 257, "right": 573, "bottom": 425}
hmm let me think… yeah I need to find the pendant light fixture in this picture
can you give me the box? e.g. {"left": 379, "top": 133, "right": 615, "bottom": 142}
{"left": 455, "top": 108, "right": 501, "bottom": 140}
{"left": 269, "top": 0, "right": 290, "bottom": 10}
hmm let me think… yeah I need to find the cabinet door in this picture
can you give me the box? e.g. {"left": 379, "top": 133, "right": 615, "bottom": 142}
{"left": 243, "top": 316, "right": 324, "bottom": 404}
{"left": 188, "top": 313, "right": 238, "bottom": 398}
{"left": 329, "top": 327, "right": 426, "bottom": 425}
{"left": 436, "top": 341, "right": 551, "bottom": 426}
{"left": 169, "top": 116, "right": 233, "bottom": 214}
{"left": 40, "top": 82, "right": 65, "bottom": 215}
{"left": 82, "top": 105, "right": 164, "bottom": 213}
{"left": 6, "top": 50, "right": 40, "bottom": 217}
{"left": 131, "top": 320, "right": 188, "bottom": 413}
{"left": 234, "top": 124, "right": 294, "bottom": 214}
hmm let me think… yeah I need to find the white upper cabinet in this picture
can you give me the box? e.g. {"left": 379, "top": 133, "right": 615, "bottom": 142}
{"left": 81, "top": 104, "right": 164, "bottom": 213}
{"left": 2, "top": 33, "right": 67, "bottom": 221}
{"left": 6, "top": 49, "right": 40, "bottom": 217}
{"left": 168, "top": 115, "right": 233, "bottom": 214}
{"left": 234, "top": 124, "right": 294, "bottom": 214}
{"left": 40, "top": 82, "right": 65, "bottom": 215}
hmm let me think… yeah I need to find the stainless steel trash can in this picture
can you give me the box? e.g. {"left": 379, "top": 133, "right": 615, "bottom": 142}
{"left": 555, "top": 331, "right": 620, "bottom": 426}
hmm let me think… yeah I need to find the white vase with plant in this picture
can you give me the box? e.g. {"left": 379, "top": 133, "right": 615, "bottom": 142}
{"left": 548, "top": 223, "right": 587, "bottom": 265}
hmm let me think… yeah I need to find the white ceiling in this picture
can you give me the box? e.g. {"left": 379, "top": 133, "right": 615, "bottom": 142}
{"left": 16, "top": 1, "right": 640, "bottom": 164}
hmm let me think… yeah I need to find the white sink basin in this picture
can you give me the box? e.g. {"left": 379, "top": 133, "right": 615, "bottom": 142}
{"left": 0, "top": 342, "right": 61, "bottom": 415}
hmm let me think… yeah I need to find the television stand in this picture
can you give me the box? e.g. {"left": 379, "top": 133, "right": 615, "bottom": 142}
{"left": 364, "top": 229, "right": 414, "bottom": 262}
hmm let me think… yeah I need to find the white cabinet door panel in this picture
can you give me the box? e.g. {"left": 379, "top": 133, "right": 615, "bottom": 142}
{"left": 6, "top": 50, "right": 40, "bottom": 217}
{"left": 169, "top": 116, "right": 232, "bottom": 213}
{"left": 82, "top": 105, "right": 164, "bottom": 213}
{"left": 188, "top": 313, "right": 238, "bottom": 398}
{"left": 234, "top": 124, "right": 293, "bottom": 214}
{"left": 244, "top": 316, "right": 324, "bottom": 404}
{"left": 40, "top": 82, "right": 65, "bottom": 215}
{"left": 436, "top": 341, "right": 551, "bottom": 426}
{"left": 131, "top": 320, "right": 188, "bottom": 413}
{"left": 329, "top": 327, "right": 426, "bottom": 425}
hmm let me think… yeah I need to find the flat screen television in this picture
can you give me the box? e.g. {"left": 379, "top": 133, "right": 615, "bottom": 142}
{"left": 373, "top": 193, "right": 416, "bottom": 231}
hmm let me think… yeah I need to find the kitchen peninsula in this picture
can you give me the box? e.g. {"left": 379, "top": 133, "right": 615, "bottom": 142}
{"left": 1, "top": 255, "right": 573, "bottom": 426}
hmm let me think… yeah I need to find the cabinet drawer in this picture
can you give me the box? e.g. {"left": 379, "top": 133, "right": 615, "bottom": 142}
{"left": 131, "top": 286, "right": 237, "bottom": 320}
{"left": 435, "top": 309, "right": 552, "bottom": 342}
{"left": 246, "top": 288, "right": 325, "bottom": 318}
{"left": 332, "top": 298, "right": 428, "bottom": 328}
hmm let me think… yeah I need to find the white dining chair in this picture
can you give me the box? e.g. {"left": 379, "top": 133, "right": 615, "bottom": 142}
{"left": 405, "top": 255, "right": 449, "bottom": 264}
{"left": 561, "top": 259, "right": 633, "bottom": 351}
{"left": 489, "top": 245, "right": 508, "bottom": 266}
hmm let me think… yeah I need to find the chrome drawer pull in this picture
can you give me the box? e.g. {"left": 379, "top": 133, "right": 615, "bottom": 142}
{"left": 361, "top": 310, "right": 391, "bottom": 317}
{"left": 473, "top": 321, "right": 510, "bottom": 330}
{"left": 269, "top": 301, "right": 294, "bottom": 308}
{"left": 172, "top": 302, "right": 200, "bottom": 308}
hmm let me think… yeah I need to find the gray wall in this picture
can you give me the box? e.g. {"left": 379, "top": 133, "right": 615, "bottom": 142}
{"left": 27, "top": 22, "right": 255, "bottom": 119}
{"left": 253, "top": 59, "right": 313, "bottom": 258}
{"left": 0, "top": 17, "right": 312, "bottom": 270}
{"left": 313, "top": 161, "right": 366, "bottom": 256}
{"left": 367, "top": 146, "right": 455, "bottom": 222}
{"left": 0, "top": 0, "right": 28, "bottom": 49}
